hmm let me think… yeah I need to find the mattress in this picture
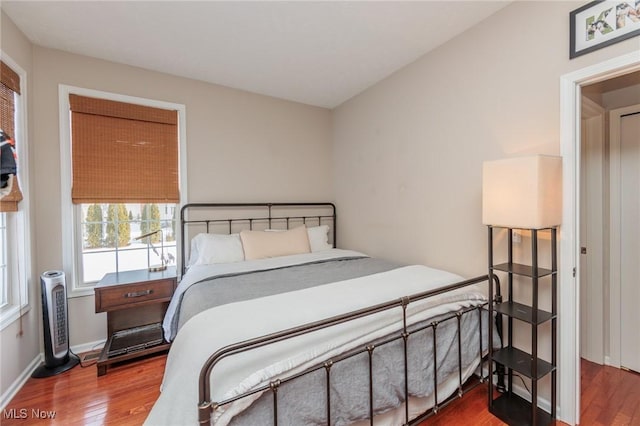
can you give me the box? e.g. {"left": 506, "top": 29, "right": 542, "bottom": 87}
{"left": 147, "top": 250, "right": 490, "bottom": 425}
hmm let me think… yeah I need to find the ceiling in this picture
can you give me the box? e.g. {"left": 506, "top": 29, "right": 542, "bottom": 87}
{"left": 583, "top": 70, "right": 640, "bottom": 94}
{"left": 2, "top": 1, "right": 509, "bottom": 108}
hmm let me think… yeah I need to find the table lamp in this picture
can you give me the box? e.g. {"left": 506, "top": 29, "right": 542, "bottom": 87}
{"left": 482, "top": 155, "right": 562, "bottom": 229}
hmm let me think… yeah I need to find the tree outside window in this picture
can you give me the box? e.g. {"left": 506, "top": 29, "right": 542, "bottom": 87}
{"left": 106, "top": 204, "right": 131, "bottom": 247}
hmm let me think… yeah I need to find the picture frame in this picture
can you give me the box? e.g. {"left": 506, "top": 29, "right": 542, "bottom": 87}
{"left": 570, "top": 1, "right": 640, "bottom": 59}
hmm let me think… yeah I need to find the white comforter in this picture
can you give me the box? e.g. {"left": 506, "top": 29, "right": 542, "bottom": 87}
{"left": 163, "top": 249, "right": 368, "bottom": 340}
{"left": 147, "top": 255, "right": 486, "bottom": 426}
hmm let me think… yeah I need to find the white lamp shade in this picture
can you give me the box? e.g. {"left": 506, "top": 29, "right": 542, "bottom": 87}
{"left": 482, "top": 155, "right": 562, "bottom": 229}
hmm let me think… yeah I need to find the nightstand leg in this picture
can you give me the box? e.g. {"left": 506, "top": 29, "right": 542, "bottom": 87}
{"left": 97, "top": 364, "right": 107, "bottom": 376}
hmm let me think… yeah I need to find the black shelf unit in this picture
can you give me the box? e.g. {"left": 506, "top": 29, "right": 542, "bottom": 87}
{"left": 488, "top": 226, "right": 557, "bottom": 426}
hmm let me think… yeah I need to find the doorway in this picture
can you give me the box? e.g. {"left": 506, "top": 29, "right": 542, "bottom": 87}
{"left": 580, "top": 73, "right": 640, "bottom": 370}
{"left": 611, "top": 104, "right": 640, "bottom": 374}
{"left": 560, "top": 52, "right": 640, "bottom": 426}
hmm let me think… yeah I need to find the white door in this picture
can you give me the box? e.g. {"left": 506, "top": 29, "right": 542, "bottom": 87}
{"left": 620, "top": 110, "right": 640, "bottom": 373}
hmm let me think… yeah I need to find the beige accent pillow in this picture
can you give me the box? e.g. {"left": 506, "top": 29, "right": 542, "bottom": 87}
{"left": 240, "top": 225, "right": 311, "bottom": 260}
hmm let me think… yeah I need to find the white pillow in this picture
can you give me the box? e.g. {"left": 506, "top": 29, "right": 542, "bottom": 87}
{"left": 189, "top": 233, "right": 245, "bottom": 266}
{"left": 307, "top": 225, "right": 332, "bottom": 252}
{"left": 240, "top": 226, "right": 311, "bottom": 260}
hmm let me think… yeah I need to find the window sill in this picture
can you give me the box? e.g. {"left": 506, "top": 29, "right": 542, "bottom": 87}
{"left": 0, "top": 303, "right": 31, "bottom": 332}
{"left": 68, "top": 286, "right": 96, "bottom": 299}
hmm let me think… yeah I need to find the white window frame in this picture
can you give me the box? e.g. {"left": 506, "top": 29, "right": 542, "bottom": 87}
{"left": 0, "top": 53, "right": 32, "bottom": 331}
{"left": 59, "top": 85, "right": 187, "bottom": 297}
{"left": 0, "top": 214, "right": 7, "bottom": 307}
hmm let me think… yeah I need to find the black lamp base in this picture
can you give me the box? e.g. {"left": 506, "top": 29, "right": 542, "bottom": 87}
{"left": 31, "top": 353, "right": 79, "bottom": 378}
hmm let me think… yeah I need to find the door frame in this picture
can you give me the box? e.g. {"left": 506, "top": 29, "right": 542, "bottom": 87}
{"left": 559, "top": 50, "right": 640, "bottom": 425}
{"left": 608, "top": 103, "right": 640, "bottom": 369}
{"left": 579, "top": 96, "right": 605, "bottom": 365}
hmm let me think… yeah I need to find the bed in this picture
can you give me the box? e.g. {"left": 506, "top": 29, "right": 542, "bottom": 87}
{"left": 145, "top": 203, "right": 502, "bottom": 425}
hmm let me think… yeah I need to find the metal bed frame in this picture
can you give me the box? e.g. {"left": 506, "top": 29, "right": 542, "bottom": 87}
{"left": 180, "top": 202, "right": 337, "bottom": 277}
{"left": 177, "top": 203, "right": 503, "bottom": 425}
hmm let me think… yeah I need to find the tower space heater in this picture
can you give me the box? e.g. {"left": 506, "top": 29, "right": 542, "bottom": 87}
{"left": 32, "top": 271, "right": 79, "bottom": 378}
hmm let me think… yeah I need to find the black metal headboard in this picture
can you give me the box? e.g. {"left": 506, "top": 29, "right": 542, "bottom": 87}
{"left": 179, "top": 202, "right": 336, "bottom": 276}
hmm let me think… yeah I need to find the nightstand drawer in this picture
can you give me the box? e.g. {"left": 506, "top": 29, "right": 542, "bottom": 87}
{"left": 95, "top": 278, "right": 174, "bottom": 312}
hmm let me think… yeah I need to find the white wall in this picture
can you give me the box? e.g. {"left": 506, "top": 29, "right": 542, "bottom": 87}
{"left": 601, "top": 83, "right": 640, "bottom": 109}
{"left": 580, "top": 83, "right": 639, "bottom": 366}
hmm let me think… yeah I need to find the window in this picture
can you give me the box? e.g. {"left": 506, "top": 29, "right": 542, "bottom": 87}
{"left": 78, "top": 203, "right": 177, "bottom": 284}
{"left": 0, "top": 211, "right": 28, "bottom": 327}
{"left": 0, "top": 56, "right": 30, "bottom": 329}
{"left": 60, "top": 86, "right": 186, "bottom": 295}
{"left": 0, "top": 214, "right": 7, "bottom": 307}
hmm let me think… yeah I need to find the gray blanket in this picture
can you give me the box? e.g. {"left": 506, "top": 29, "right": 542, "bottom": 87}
{"left": 175, "top": 257, "right": 400, "bottom": 335}
{"left": 228, "top": 308, "right": 489, "bottom": 425}
{"left": 170, "top": 257, "right": 491, "bottom": 425}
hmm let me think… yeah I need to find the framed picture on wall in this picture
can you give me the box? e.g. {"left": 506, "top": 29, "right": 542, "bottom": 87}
{"left": 570, "top": 0, "right": 640, "bottom": 59}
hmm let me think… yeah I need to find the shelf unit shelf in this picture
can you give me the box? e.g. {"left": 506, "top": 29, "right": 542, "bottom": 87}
{"left": 491, "top": 262, "right": 555, "bottom": 278}
{"left": 488, "top": 226, "right": 557, "bottom": 426}
{"left": 491, "top": 392, "right": 554, "bottom": 426}
{"left": 492, "top": 346, "right": 556, "bottom": 380}
{"left": 494, "top": 301, "right": 555, "bottom": 325}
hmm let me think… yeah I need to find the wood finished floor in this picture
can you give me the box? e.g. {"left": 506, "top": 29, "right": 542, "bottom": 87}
{"left": 2, "top": 354, "right": 165, "bottom": 426}
{"left": 2, "top": 356, "right": 638, "bottom": 425}
{"left": 580, "top": 360, "right": 640, "bottom": 425}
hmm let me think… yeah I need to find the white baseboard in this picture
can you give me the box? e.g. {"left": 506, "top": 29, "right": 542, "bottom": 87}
{"left": 70, "top": 339, "right": 105, "bottom": 355}
{"left": 604, "top": 355, "right": 615, "bottom": 367}
{"left": 511, "top": 381, "right": 552, "bottom": 414}
{"left": 0, "top": 340, "right": 105, "bottom": 411}
{"left": 0, "top": 354, "right": 42, "bottom": 411}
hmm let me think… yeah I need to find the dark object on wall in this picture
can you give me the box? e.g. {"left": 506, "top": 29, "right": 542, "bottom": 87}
{"left": 32, "top": 271, "right": 79, "bottom": 378}
{"left": 570, "top": 1, "right": 640, "bottom": 59}
{"left": 0, "top": 129, "right": 17, "bottom": 190}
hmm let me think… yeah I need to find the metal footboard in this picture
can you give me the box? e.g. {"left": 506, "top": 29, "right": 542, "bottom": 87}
{"left": 197, "top": 274, "right": 502, "bottom": 425}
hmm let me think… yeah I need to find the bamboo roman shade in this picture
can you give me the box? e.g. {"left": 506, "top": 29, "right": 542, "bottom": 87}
{"left": 69, "top": 94, "right": 179, "bottom": 204}
{"left": 0, "top": 60, "right": 23, "bottom": 213}
{"left": 1, "top": 61, "right": 21, "bottom": 95}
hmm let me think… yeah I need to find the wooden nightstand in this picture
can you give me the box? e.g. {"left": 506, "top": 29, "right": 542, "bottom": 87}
{"left": 94, "top": 267, "right": 177, "bottom": 376}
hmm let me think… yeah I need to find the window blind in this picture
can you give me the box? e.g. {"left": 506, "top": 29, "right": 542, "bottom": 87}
{"left": 0, "top": 61, "right": 23, "bottom": 213}
{"left": 69, "top": 94, "right": 179, "bottom": 204}
{"left": 1, "top": 61, "right": 20, "bottom": 94}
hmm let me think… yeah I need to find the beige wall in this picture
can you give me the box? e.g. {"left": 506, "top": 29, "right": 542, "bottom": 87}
{"left": 0, "top": 11, "right": 40, "bottom": 404}
{"left": 2, "top": 0, "right": 640, "bottom": 412}
{"left": 1, "top": 10, "right": 333, "bottom": 400}
{"left": 33, "top": 47, "right": 333, "bottom": 347}
{"left": 333, "top": 1, "right": 639, "bottom": 276}
{"left": 332, "top": 1, "right": 639, "bottom": 409}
